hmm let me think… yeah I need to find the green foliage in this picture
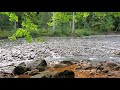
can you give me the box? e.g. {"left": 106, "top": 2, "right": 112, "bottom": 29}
{"left": 85, "top": 12, "right": 114, "bottom": 32}
{"left": 0, "top": 12, "right": 18, "bottom": 22}
{"left": 53, "top": 29, "right": 63, "bottom": 36}
{"left": 0, "top": 30, "right": 15, "bottom": 38}
{"left": 74, "top": 28, "right": 99, "bottom": 37}
{"left": 22, "top": 18, "right": 38, "bottom": 31}
{"left": 0, "top": 12, "right": 38, "bottom": 43}
{"left": 35, "top": 37, "right": 44, "bottom": 42}
{"left": 61, "top": 28, "right": 71, "bottom": 36}
{"left": 1, "top": 12, "right": 120, "bottom": 41}
{"left": 9, "top": 28, "right": 32, "bottom": 43}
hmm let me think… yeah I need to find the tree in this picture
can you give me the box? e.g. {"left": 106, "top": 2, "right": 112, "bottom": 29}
{"left": 52, "top": 12, "right": 55, "bottom": 33}
{"left": 72, "top": 12, "right": 75, "bottom": 33}
{"left": 0, "top": 12, "right": 38, "bottom": 42}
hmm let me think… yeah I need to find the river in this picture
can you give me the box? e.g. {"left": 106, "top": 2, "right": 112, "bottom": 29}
{"left": 0, "top": 35, "right": 120, "bottom": 73}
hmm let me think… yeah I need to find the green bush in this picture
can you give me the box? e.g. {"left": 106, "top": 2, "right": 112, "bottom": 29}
{"left": 30, "top": 28, "right": 51, "bottom": 37}
{"left": 35, "top": 37, "right": 44, "bottom": 42}
{"left": 0, "top": 30, "right": 15, "bottom": 38}
{"left": 53, "top": 29, "right": 63, "bottom": 36}
{"left": 61, "top": 28, "right": 71, "bottom": 36}
{"left": 30, "top": 29, "right": 40, "bottom": 37}
{"left": 74, "top": 28, "right": 100, "bottom": 37}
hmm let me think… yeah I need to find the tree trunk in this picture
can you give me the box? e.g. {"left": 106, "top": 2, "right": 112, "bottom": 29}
{"left": 14, "top": 21, "right": 17, "bottom": 30}
{"left": 17, "top": 15, "right": 22, "bottom": 28}
{"left": 72, "top": 12, "right": 75, "bottom": 33}
{"left": 53, "top": 12, "right": 55, "bottom": 33}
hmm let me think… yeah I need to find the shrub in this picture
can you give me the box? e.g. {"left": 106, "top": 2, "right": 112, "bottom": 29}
{"left": 53, "top": 29, "right": 63, "bottom": 36}
{"left": 61, "top": 28, "right": 71, "bottom": 36}
{"left": 74, "top": 28, "right": 100, "bottom": 37}
{"left": 0, "top": 30, "right": 15, "bottom": 38}
{"left": 35, "top": 37, "right": 44, "bottom": 42}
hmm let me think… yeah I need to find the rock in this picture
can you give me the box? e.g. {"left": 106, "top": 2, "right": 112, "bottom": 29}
{"left": 27, "top": 58, "right": 47, "bottom": 72}
{"left": 92, "top": 63, "right": 102, "bottom": 69}
{"left": 18, "top": 62, "right": 26, "bottom": 67}
{"left": 102, "top": 67, "right": 110, "bottom": 73}
{"left": 96, "top": 69, "right": 101, "bottom": 73}
{"left": 30, "top": 74, "right": 50, "bottom": 78}
{"left": 113, "top": 66, "right": 120, "bottom": 70}
{"left": 52, "top": 70, "right": 75, "bottom": 78}
{"left": 75, "top": 66, "right": 82, "bottom": 71}
{"left": 14, "top": 76, "right": 19, "bottom": 78}
{"left": 30, "top": 70, "right": 56, "bottom": 78}
{"left": 90, "top": 69, "right": 96, "bottom": 74}
{"left": 13, "top": 62, "right": 27, "bottom": 75}
{"left": 105, "top": 61, "right": 118, "bottom": 67}
{"left": 113, "top": 51, "right": 120, "bottom": 56}
{"left": 0, "top": 73, "right": 14, "bottom": 78}
{"left": 82, "top": 64, "right": 92, "bottom": 70}
{"left": 28, "top": 69, "right": 39, "bottom": 76}
{"left": 107, "top": 71, "right": 119, "bottom": 76}
{"left": 60, "top": 61, "right": 73, "bottom": 65}
{"left": 13, "top": 66, "right": 26, "bottom": 75}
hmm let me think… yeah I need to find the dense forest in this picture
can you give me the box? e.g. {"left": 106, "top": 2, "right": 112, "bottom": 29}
{"left": 0, "top": 12, "right": 120, "bottom": 42}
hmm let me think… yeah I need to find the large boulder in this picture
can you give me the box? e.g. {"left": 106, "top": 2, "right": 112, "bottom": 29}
{"left": 30, "top": 70, "right": 75, "bottom": 78}
{"left": 27, "top": 58, "right": 47, "bottom": 72}
{"left": 30, "top": 70, "right": 56, "bottom": 78}
{"left": 13, "top": 62, "right": 27, "bottom": 75}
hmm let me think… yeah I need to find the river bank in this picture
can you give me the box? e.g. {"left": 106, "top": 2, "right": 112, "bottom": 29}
{"left": 0, "top": 59, "right": 120, "bottom": 78}
{"left": 0, "top": 35, "right": 120, "bottom": 78}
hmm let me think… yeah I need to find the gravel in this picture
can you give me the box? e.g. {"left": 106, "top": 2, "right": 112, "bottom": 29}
{"left": 0, "top": 35, "right": 120, "bottom": 73}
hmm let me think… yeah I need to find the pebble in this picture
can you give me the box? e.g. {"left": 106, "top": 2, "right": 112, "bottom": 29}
{"left": 0, "top": 35, "right": 120, "bottom": 73}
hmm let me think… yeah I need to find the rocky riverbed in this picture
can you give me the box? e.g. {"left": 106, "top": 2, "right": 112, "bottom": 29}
{"left": 0, "top": 35, "right": 120, "bottom": 78}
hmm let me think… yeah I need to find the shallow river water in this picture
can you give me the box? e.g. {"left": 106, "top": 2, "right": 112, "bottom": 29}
{"left": 0, "top": 35, "right": 120, "bottom": 73}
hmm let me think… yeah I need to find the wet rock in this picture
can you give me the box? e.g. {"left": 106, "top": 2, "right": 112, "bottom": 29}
{"left": 18, "top": 62, "right": 26, "bottom": 67}
{"left": 107, "top": 71, "right": 119, "bottom": 76}
{"left": 27, "top": 58, "right": 47, "bottom": 72}
{"left": 102, "top": 67, "right": 111, "bottom": 73}
{"left": 13, "top": 62, "right": 27, "bottom": 75}
{"left": 30, "top": 70, "right": 56, "bottom": 78}
{"left": 14, "top": 76, "right": 19, "bottom": 78}
{"left": 52, "top": 70, "right": 75, "bottom": 78}
{"left": 105, "top": 61, "right": 118, "bottom": 67}
{"left": 0, "top": 72, "right": 14, "bottom": 78}
{"left": 30, "top": 73, "right": 50, "bottom": 78}
{"left": 82, "top": 63, "right": 93, "bottom": 70}
{"left": 90, "top": 69, "right": 96, "bottom": 74}
{"left": 60, "top": 61, "right": 73, "bottom": 66}
{"left": 28, "top": 69, "right": 39, "bottom": 76}
{"left": 13, "top": 66, "right": 26, "bottom": 75}
{"left": 96, "top": 69, "right": 101, "bottom": 73}
{"left": 75, "top": 66, "right": 82, "bottom": 71}
{"left": 113, "top": 66, "right": 120, "bottom": 70}
{"left": 92, "top": 63, "right": 102, "bottom": 69}
{"left": 98, "top": 66, "right": 104, "bottom": 70}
